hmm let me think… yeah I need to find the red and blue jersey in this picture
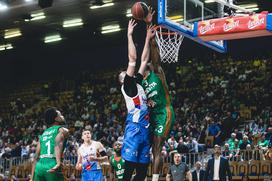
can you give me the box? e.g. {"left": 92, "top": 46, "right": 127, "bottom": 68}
{"left": 121, "top": 83, "right": 149, "bottom": 127}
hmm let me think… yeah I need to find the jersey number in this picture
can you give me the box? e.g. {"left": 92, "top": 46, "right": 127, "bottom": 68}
{"left": 45, "top": 140, "right": 51, "bottom": 155}
{"left": 117, "top": 164, "right": 121, "bottom": 169}
{"left": 157, "top": 126, "right": 163, "bottom": 133}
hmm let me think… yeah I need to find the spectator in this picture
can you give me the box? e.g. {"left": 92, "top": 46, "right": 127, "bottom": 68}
{"left": 208, "top": 119, "right": 221, "bottom": 145}
{"left": 222, "top": 143, "right": 233, "bottom": 160}
{"left": 166, "top": 152, "right": 192, "bottom": 181}
{"left": 227, "top": 133, "right": 237, "bottom": 151}
{"left": 238, "top": 135, "right": 251, "bottom": 150}
{"left": 191, "top": 161, "right": 205, "bottom": 181}
{"left": 258, "top": 133, "right": 269, "bottom": 149}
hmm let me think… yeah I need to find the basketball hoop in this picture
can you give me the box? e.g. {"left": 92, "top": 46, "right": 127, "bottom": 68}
{"left": 154, "top": 26, "right": 184, "bottom": 63}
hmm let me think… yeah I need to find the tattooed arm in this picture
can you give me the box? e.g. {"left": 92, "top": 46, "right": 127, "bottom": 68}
{"left": 30, "top": 141, "right": 41, "bottom": 181}
{"left": 48, "top": 127, "right": 69, "bottom": 173}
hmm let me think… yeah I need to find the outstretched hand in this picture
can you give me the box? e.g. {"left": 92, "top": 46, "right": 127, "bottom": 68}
{"left": 144, "top": 6, "right": 155, "bottom": 24}
{"left": 127, "top": 19, "right": 137, "bottom": 37}
{"left": 146, "top": 25, "right": 156, "bottom": 40}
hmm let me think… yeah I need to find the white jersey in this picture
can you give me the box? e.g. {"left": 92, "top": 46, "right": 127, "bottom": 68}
{"left": 78, "top": 141, "right": 101, "bottom": 171}
{"left": 121, "top": 83, "right": 149, "bottom": 127}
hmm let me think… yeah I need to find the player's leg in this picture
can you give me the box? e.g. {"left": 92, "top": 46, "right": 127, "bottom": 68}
{"left": 151, "top": 108, "right": 175, "bottom": 181}
{"left": 45, "top": 172, "right": 64, "bottom": 181}
{"left": 122, "top": 123, "right": 141, "bottom": 181}
{"left": 133, "top": 163, "right": 149, "bottom": 181}
{"left": 90, "top": 170, "right": 103, "bottom": 181}
{"left": 33, "top": 161, "right": 46, "bottom": 181}
{"left": 134, "top": 126, "right": 151, "bottom": 181}
{"left": 152, "top": 135, "right": 164, "bottom": 181}
{"left": 123, "top": 160, "right": 137, "bottom": 181}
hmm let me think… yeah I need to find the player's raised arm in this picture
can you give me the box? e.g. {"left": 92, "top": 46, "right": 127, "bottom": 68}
{"left": 126, "top": 19, "right": 138, "bottom": 77}
{"left": 150, "top": 39, "right": 168, "bottom": 82}
{"left": 30, "top": 141, "right": 41, "bottom": 181}
{"left": 138, "top": 25, "right": 155, "bottom": 76}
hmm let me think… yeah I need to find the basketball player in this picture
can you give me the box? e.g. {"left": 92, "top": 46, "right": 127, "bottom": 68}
{"left": 118, "top": 19, "right": 155, "bottom": 181}
{"left": 141, "top": 20, "right": 175, "bottom": 181}
{"left": 109, "top": 141, "right": 125, "bottom": 181}
{"left": 30, "top": 107, "right": 69, "bottom": 181}
{"left": 75, "top": 129, "right": 108, "bottom": 181}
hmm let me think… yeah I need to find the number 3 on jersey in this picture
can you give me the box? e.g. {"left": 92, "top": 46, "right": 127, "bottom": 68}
{"left": 156, "top": 126, "right": 163, "bottom": 134}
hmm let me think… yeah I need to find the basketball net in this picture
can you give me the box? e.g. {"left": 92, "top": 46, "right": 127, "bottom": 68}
{"left": 154, "top": 26, "right": 184, "bottom": 63}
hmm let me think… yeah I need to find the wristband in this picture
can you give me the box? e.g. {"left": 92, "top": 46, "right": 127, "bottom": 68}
{"left": 129, "top": 62, "right": 136, "bottom": 66}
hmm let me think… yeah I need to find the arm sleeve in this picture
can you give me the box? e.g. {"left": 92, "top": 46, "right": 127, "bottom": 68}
{"left": 135, "top": 73, "right": 143, "bottom": 84}
{"left": 123, "top": 74, "right": 138, "bottom": 97}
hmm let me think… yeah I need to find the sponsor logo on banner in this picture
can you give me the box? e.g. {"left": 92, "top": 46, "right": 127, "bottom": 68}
{"left": 199, "top": 21, "right": 215, "bottom": 35}
{"left": 223, "top": 19, "right": 240, "bottom": 32}
{"left": 248, "top": 15, "right": 265, "bottom": 29}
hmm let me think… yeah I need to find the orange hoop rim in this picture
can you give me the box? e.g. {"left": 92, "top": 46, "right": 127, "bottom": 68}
{"left": 154, "top": 25, "right": 179, "bottom": 36}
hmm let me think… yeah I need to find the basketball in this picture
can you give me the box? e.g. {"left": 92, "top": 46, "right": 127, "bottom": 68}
{"left": 131, "top": 2, "right": 149, "bottom": 20}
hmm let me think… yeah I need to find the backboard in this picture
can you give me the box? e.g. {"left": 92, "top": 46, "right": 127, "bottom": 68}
{"left": 158, "top": 0, "right": 229, "bottom": 53}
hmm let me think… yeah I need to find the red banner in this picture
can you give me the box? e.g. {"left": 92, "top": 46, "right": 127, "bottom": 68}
{"left": 197, "top": 12, "right": 268, "bottom": 36}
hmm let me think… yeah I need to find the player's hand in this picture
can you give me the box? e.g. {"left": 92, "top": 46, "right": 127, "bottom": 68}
{"left": 127, "top": 19, "right": 137, "bottom": 37}
{"left": 47, "top": 163, "right": 62, "bottom": 173}
{"left": 146, "top": 25, "right": 156, "bottom": 40}
{"left": 75, "top": 163, "right": 83, "bottom": 170}
{"left": 144, "top": 6, "right": 155, "bottom": 24}
{"left": 88, "top": 156, "right": 97, "bottom": 162}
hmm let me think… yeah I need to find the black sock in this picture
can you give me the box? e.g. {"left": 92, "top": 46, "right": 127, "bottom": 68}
{"left": 123, "top": 160, "right": 136, "bottom": 181}
{"left": 133, "top": 163, "right": 149, "bottom": 181}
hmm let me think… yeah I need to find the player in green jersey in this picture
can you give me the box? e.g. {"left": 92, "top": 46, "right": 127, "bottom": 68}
{"left": 141, "top": 27, "right": 175, "bottom": 181}
{"left": 30, "top": 107, "right": 69, "bottom": 181}
{"left": 109, "top": 141, "right": 125, "bottom": 181}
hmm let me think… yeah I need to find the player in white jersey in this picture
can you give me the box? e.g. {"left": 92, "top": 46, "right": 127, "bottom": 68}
{"left": 118, "top": 19, "right": 155, "bottom": 181}
{"left": 76, "top": 129, "right": 108, "bottom": 181}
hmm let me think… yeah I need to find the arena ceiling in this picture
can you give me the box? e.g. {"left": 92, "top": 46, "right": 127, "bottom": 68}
{"left": 0, "top": 0, "right": 271, "bottom": 85}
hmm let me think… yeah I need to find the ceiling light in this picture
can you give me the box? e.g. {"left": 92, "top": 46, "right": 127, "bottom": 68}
{"left": 90, "top": 2, "right": 114, "bottom": 9}
{"left": 240, "top": 4, "right": 258, "bottom": 9}
{"left": 4, "top": 29, "right": 22, "bottom": 39}
{"left": 205, "top": 0, "right": 215, "bottom": 3}
{"left": 44, "top": 34, "right": 62, "bottom": 43}
{"left": 126, "top": 9, "right": 132, "bottom": 17}
{"left": 63, "top": 18, "right": 83, "bottom": 28}
{"left": 0, "top": 44, "right": 13, "bottom": 51}
{"left": 0, "top": 2, "right": 8, "bottom": 11}
{"left": 101, "top": 24, "right": 121, "bottom": 34}
{"left": 25, "top": 12, "right": 46, "bottom": 21}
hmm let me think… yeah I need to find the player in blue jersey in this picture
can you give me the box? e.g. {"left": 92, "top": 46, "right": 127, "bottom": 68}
{"left": 118, "top": 19, "right": 155, "bottom": 181}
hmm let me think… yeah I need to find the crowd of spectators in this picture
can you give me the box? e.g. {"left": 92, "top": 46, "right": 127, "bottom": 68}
{"left": 0, "top": 58, "right": 272, "bottom": 165}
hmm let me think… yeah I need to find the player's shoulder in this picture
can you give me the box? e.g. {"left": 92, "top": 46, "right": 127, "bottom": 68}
{"left": 58, "top": 127, "right": 69, "bottom": 138}
{"left": 93, "top": 140, "right": 104, "bottom": 147}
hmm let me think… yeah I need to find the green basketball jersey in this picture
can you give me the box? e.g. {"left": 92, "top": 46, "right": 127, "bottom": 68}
{"left": 39, "top": 125, "right": 62, "bottom": 158}
{"left": 142, "top": 71, "right": 172, "bottom": 112}
{"left": 110, "top": 155, "right": 125, "bottom": 181}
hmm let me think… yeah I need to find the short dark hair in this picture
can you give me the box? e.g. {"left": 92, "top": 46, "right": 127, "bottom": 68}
{"left": 82, "top": 129, "right": 92, "bottom": 134}
{"left": 44, "top": 107, "right": 58, "bottom": 125}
